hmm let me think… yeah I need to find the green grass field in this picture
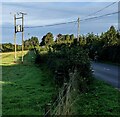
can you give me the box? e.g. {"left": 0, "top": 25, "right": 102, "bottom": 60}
{"left": 1, "top": 51, "right": 56, "bottom": 115}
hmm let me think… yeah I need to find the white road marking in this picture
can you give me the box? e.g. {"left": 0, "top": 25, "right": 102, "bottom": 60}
{"left": 104, "top": 68, "right": 110, "bottom": 71}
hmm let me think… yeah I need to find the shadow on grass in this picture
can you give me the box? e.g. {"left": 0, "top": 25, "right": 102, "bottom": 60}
{"left": 2, "top": 51, "right": 56, "bottom": 115}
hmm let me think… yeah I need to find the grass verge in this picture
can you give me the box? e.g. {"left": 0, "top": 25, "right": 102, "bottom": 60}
{"left": 72, "top": 79, "right": 120, "bottom": 116}
{"left": 1, "top": 51, "right": 56, "bottom": 115}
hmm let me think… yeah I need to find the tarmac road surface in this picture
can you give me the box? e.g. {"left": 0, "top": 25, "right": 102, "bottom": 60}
{"left": 91, "top": 61, "right": 120, "bottom": 89}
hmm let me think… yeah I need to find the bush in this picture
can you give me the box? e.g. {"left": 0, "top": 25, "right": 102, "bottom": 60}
{"left": 99, "top": 45, "right": 120, "bottom": 63}
{"left": 35, "top": 44, "right": 93, "bottom": 91}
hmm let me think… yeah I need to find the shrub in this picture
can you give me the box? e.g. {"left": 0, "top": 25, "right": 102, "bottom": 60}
{"left": 99, "top": 45, "right": 120, "bottom": 63}
{"left": 35, "top": 44, "right": 93, "bottom": 91}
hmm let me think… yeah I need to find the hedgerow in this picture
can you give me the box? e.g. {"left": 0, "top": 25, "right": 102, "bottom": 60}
{"left": 35, "top": 44, "right": 93, "bottom": 92}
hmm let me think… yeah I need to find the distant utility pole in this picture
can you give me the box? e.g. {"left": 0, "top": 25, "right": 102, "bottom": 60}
{"left": 14, "top": 14, "right": 17, "bottom": 62}
{"left": 20, "top": 12, "right": 27, "bottom": 63}
{"left": 13, "top": 12, "right": 27, "bottom": 63}
{"left": 77, "top": 17, "right": 80, "bottom": 42}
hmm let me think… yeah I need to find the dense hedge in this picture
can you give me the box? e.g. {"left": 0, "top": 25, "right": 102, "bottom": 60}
{"left": 81, "top": 26, "right": 120, "bottom": 63}
{"left": 98, "top": 45, "right": 120, "bottom": 63}
{"left": 1, "top": 43, "right": 22, "bottom": 52}
{"left": 35, "top": 44, "right": 93, "bottom": 92}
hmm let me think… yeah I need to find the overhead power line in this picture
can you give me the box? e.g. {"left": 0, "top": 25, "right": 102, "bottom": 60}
{"left": 3, "top": 11, "right": 119, "bottom": 29}
{"left": 68, "top": 21, "right": 77, "bottom": 34}
{"left": 80, "top": 11, "right": 120, "bottom": 22}
{"left": 2, "top": 20, "right": 77, "bottom": 29}
{"left": 85, "top": 1, "right": 118, "bottom": 17}
{"left": 24, "top": 11, "right": 119, "bottom": 28}
{"left": 24, "top": 20, "right": 77, "bottom": 28}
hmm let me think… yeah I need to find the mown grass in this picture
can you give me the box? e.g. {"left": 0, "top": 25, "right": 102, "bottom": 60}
{"left": 1, "top": 51, "right": 56, "bottom": 115}
{"left": 72, "top": 79, "right": 120, "bottom": 116}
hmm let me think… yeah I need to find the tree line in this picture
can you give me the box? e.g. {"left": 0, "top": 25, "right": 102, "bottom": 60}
{"left": 1, "top": 43, "right": 21, "bottom": 52}
{"left": 2, "top": 25, "right": 120, "bottom": 63}
{"left": 38, "top": 25, "right": 120, "bottom": 63}
{"left": 1, "top": 36, "right": 39, "bottom": 52}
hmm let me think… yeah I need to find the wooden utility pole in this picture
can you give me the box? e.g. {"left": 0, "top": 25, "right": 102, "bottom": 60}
{"left": 21, "top": 13, "right": 24, "bottom": 63}
{"left": 77, "top": 17, "right": 80, "bottom": 42}
{"left": 14, "top": 14, "right": 17, "bottom": 62}
{"left": 20, "top": 12, "right": 27, "bottom": 63}
{"left": 13, "top": 12, "right": 26, "bottom": 63}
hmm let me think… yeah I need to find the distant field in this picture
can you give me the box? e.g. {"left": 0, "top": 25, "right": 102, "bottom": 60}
{"left": 1, "top": 51, "right": 28, "bottom": 65}
{"left": 1, "top": 51, "right": 56, "bottom": 115}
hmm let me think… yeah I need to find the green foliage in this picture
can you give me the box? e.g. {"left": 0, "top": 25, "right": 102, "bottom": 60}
{"left": 36, "top": 44, "right": 93, "bottom": 92}
{"left": 24, "top": 36, "right": 39, "bottom": 50}
{"left": 1, "top": 37, "right": 39, "bottom": 52}
{"left": 35, "top": 46, "right": 48, "bottom": 53}
{"left": 55, "top": 34, "right": 74, "bottom": 44}
{"left": 79, "top": 35, "right": 86, "bottom": 46}
{"left": 81, "top": 26, "right": 120, "bottom": 63}
{"left": 35, "top": 25, "right": 120, "bottom": 92}
{"left": 1, "top": 43, "right": 22, "bottom": 52}
{"left": 99, "top": 45, "right": 120, "bottom": 63}
{"left": 40, "top": 32, "right": 54, "bottom": 46}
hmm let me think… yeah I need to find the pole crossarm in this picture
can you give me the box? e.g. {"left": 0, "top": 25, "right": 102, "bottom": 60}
{"left": 15, "top": 17, "right": 23, "bottom": 19}
{"left": 77, "top": 17, "right": 80, "bottom": 42}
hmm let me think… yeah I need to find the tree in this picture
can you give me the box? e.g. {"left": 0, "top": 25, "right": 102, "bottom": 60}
{"left": 70, "top": 34, "right": 74, "bottom": 41}
{"left": 55, "top": 34, "right": 74, "bottom": 44}
{"left": 65, "top": 34, "right": 70, "bottom": 43}
{"left": 2, "top": 43, "right": 14, "bottom": 52}
{"left": 40, "top": 32, "right": 54, "bottom": 46}
{"left": 101, "top": 26, "right": 118, "bottom": 46}
{"left": 55, "top": 34, "right": 63, "bottom": 43}
{"left": 24, "top": 36, "right": 39, "bottom": 50}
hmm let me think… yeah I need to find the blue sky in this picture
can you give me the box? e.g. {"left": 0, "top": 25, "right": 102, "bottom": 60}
{"left": 1, "top": 1, "right": 119, "bottom": 44}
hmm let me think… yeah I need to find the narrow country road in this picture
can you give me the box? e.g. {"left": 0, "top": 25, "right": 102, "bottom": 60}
{"left": 91, "top": 61, "right": 120, "bottom": 89}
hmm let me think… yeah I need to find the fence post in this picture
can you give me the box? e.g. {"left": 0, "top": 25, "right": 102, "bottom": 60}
{"left": 63, "top": 83, "right": 67, "bottom": 96}
{"left": 45, "top": 103, "right": 51, "bottom": 117}
{"left": 58, "top": 91, "right": 61, "bottom": 115}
